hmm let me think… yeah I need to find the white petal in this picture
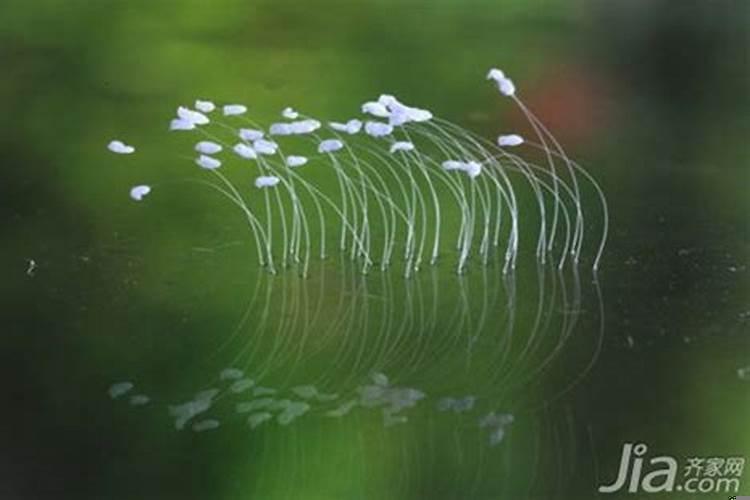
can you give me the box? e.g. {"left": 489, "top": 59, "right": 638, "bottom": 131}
{"left": 486, "top": 68, "right": 505, "bottom": 82}
{"left": 286, "top": 155, "right": 308, "bottom": 167}
{"left": 239, "top": 128, "right": 264, "bottom": 141}
{"left": 195, "top": 141, "right": 223, "bottom": 154}
{"left": 361, "top": 101, "right": 390, "bottom": 118}
{"left": 289, "top": 119, "right": 321, "bottom": 135}
{"left": 441, "top": 160, "right": 464, "bottom": 171}
{"left": 107, "top": 140, "right": 135, "bottom": 154}
{"left": 464, "top": 161, "right": 482, "bottom": 178}
{"left": 196, "top": 155, "right": 221, "bottom": 170}
{"left": 498, "top": 77, "right": 516, "bottom": 96}
{"left": 233, "top": 143, "right": 257, "bottom": 160}
{"left": 497, "top": 134, "right": 524, "bottom": 147}
{"left": 253, "top": 139, "right": 278, "bottom": 155}
{"left": 389, "top": 108, "right": 409, "bottom": 127}
{"left": 255, "top": 176, "right": 281, "bottom": 188}
{"left": 177, "top": 106, "right": 209, "bottom": 125}
{"left": 329, "top": 121, "right": 348, "bottom": 132}
{"left": 269, "top": 122, "right": 293, "bottom": 136}
{"left": 223, "top": 104, "right": 247, "bottom": 116}
{"left": 377, "top": 94, "right": 398, "bottom": 107}
{"left": 129, "top": 185, "right": 151, "bottom": 201}
{"left": 329, "top": 119, "right": 361, "bottom": 134}
{"left": 390, "top": 141, "right": 415, "bottom": 153}
{"left": 345, "top": 119, "right": 363, "bottom": 134}
{"left": 364, "top": 121, "right": 393, "bottom": 137}
{"left": 195, "top": 99, "right": 216, "bottom": 113}
{"left": 406, "top": 106, "right": 432, "bottom": 122}
{"left": 318, "top": 139, "right": 344, "bottom": 153}
{"left": 282, "top": 107, "right": 299, "bottom": 119}
{"left": 170, "top": 118, "right": 195, "bottom": 131}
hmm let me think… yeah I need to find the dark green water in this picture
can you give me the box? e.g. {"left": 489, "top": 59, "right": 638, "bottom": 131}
{"left": 1, "top": 1, "right": 748, "bottom": 499}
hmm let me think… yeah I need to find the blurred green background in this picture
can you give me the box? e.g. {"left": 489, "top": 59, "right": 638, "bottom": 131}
{"left": 1, "top": 0, "right": 748, "bottom": 499}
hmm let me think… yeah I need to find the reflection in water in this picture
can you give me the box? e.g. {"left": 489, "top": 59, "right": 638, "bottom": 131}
{"left": 109, "top": 258, "right": 605, "bottom": 497}
{"left": 106, "top": 71, "right": 608, "bottom": 497}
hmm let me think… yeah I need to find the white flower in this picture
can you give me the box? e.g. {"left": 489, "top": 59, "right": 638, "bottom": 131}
{"left": 375, "top": 94, "right": 433, "bottom": 126}
{"left": 464, "top": 161, "right": 482, "bottom": 178}
{"left": 195, "top": 141, "right": 223, "bottom": 154}
{"left": 497, "top": 134, "right": 524, "bottom": 147}
{"left": 282, "top": 107, "right": 299, "bottom": 119}
{"left": 377, "top": 94, "right": 398, "bottom": 107}
{"left": 441, "top": 160, "right": 464, "bottom": 171}
{"left": 486, "top": 68, "right": 505, "bottom": 81}
{"left": 223, "top": 104, "right": 247, "bottom": 116}
{"left": 286, "top": 155, "right": 308, "bottom": 168}
{"left": 269, "top": 122, "right": 293, "bottom": 136}
{"left": 318, "top": 139, "right": 344, "bottom": 153}
{"left": 361, "top": 101, "right": 390, "bottom": 118}
{"left": 389, "top": 141, "right": 415, "bottom": 153}
{"left": 177, "top": 106, "right": 209, "bottom": 125}
{"left": 441, "top": 160, "right": 482, "bottom": 178}
{"left": 129, "top": 185, "right": 151, "bottom": 201}
{"left": 486, "top": 67, "right": 516, "bottom": 96}
{"left": 253, "top": 139, "right": 278, "bottom": 155}
{"left": 107, "top": 140, "right": 135, "bottom": 154}
{"left": 498, "top": 78, "right": 515, "bottom": 96}
{"left": 364, "top": 121, "right": 393, "bottom": 138}
{"left": 289, "top": 119, "right": 321, "bottom": 134}
{"left": 255, "top": 176, "right": 280, "bottom": 188}
{"left": 239, "top": 128, "right": 264, "bottom": 141}
{"left": 196, "top": 155, "right": 221, "bottom": 170}
{"left": 169, "top": 118, "right": 195, "bottom": 131}
{"left": 195, "top": 99, "right": 216, "bottom": 113}
{"left": 329, "top": 119, "right": 362, "bottom": 134}
{"left": 233, "top": 143, "right": 257, "bottom": 160}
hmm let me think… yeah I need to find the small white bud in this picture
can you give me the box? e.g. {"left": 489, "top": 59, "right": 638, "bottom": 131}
{"left": 195, "top": 100, "right": 216, "bottom": 113}
{"left": 282, "top": 107, "right": 299, "bottom": 119}
{"left": 239, "top": 128, "right": 264, "bottom": 141}
{"left": 253, "top": 139, "right": 278, "bottom": 155}
{"left": 195, "top": 141, "right": 223, "bottom": 154}
{"left": 364, "top": 121, "right": 393, "bottom": 137}
{"left": 286, "top": 155, "right": 308, "bottom": 168}
{"left": 318, "top": 139, "right": 344, "bottom": 153}
{"left": 362, "top": 101, "right": 390, "bottom": 118}
{"left": 129, "top": 185, "right": 151, "bottom": 201}
{"left": 196, "top": 155, "right": 221, "bottom": 170}
{"left": 497, "top": 134, "right": 524, "bottom": 147}
{"left": 177, "top": 106, "right": 209, "bottom": 125}
{"left": 223, "top": 104, "right": 247, "bottom": 116}
{"left": 169, "top": 118, "right": 195, "bottom": 131}
{"left": 107, "top": 140, "right": 135, "bottom": 154}
{"left": 389, "top": 141, "right": 415, "bottom": 153}
{"left": 233, "top": 143, "right": 257, "bottom": 160}
{"left": 254, "top": 176, "right": 280, "bottom": 188}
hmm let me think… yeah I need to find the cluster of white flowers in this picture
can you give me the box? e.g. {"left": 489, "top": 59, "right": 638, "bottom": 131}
{"left": 105, "top": 67, "right": 608, "bottom": 275}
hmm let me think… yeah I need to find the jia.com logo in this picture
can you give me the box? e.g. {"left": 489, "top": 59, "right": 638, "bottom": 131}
{"left": 598, "top": 442, "right": 745, "bottom": 494}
